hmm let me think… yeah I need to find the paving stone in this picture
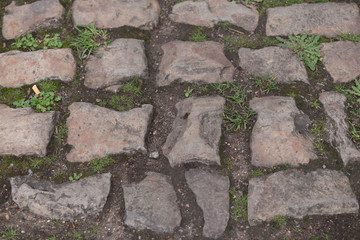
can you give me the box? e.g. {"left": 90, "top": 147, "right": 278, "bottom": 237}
{"left": 84, "top": 39, "right": 148, "bottom": 89}
{"left": 66, "top": 102, "right": 153, "bottom": 162}
{"left": 248, "top": 169, "right": 359, "bottom": 226}
{"left": 0, "top": 104, "right": 58, "bottom": 157}
{"left": 72, "top": 0, "right": 160, "bottom": 30}
{"left": 2, "top": 0, "right": 65, "bottom": 40}
{"left": 170, "top": 0, "right": 259, "bottom": 31}
{"left": 321, "top": 41, "right": 360, "bottom": 83}
{"left": 0, "top": 49, "right": 76, "bottom": 88}
{"left": 319, "top": 92, "right": 360, "bottom": 165}
{"left": 239, "top": 47, "right": 308, "bottom": 84}
{"left": 266, "top": 3, "right": 360, "bottom": 37}
{"left": 162, "top": 97, "right": 225, "bottom": 167}
{"left": 157, "top": 41, "right": 234, "bottom": 86}
{"left": 123, "top": 172, "right": 181, "bottom": 233}
{"left": 10, "top": 173, "right": 111, "bottom": 220}
{"left": 185, "top": 169, "right": 229, "bottom": 239}
{"left": 249, "top": 96, "right": 317, "bottom": 167}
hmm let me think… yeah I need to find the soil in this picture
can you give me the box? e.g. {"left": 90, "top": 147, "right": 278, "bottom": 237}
{"left": 1, "top": 0, "right": 360, "bottom": 239}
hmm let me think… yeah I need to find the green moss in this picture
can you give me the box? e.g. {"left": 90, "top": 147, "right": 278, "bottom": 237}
{"left": 270, "top": 215, "right": 287, "bottom": 229}
{"left": 37, "top": 79, "right": 61, "bottom": 92}
{"left": 0, "top": 86, "right": 28, "bottom": 106}
{"left": 224, "top": 35, "right": 278, "bottom": 52}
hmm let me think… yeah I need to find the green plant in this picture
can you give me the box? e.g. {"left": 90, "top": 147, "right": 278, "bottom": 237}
{"left": 66, "top": 231, "right": 85, "bottom": 240}
{"left": 349, "top": 122, "right": 360, "bottom": 145}
{"left": 122, "top": 78, "right": 142, "bottom": 97}
{"left": 48, "top": 236, "right": 58, "bottom": 240}
{"left": 37, "top": 79, "right": 61, "bottom": 92}
{"left": 189, "top": 27, "right": 207, "bottom": 42}
{"left": 230, "top": 187, "right": 247, "bottom": 221}
{"left": 223, "top": 158, "right": 233, "bottom": 170}
{"left": 310, "top": 120, "right": 325, "bottom": 138}
{"left": 223, "top": 35, "right": 278, "bottom": 52}
{"left": 13, "top": 91, "right": 61, "bottom": 112}
{"left": 276, "top": 34, "right": 322, "bottom": 71}
{"left": 71, "top": 22, "right": 110, "bottom": 59}
{"left": 69, "top": 173, "right": 83, "bottom": 182}
{"left": 338, "top": 33, "right": 360, "bottom": 42}
{"left": 310, "top": 100, "right": 321, "bottom": 109}
{"left": 42, "top": 33, "right": 63, "bottom": 49}
{"left": 251, "top": 169, "right": 264, "bottom": 177}
{"left": 12, "top": 33, "right": 39, "bottom": 51}
{"left": 270, "top": 215, "right": 287, "bottom": 229}
{"left": 313, "top": 140, "right": 325, "bottom": 154}
{"left": 87, "top": 155, "right": 115, "bottom": 172}
{"left": 55, "top": 122, "right": 68, "bottom": 144}
{"left": 109, "top": 95, "right": 134, "bottom": 111}
{"left": 347, "top": 79, "right": 360, "bottom": 102}
{"left": 30, "top": 157, "right": 55, "bottom": 170}
{"left": 184, "top": 86, "right": 194, "bottom": 98}
{"left": 0, "top": 87, "right": 27, "bottom": 105}
{"left": 1, "top": 226, "right": 19, "bottom": 240}
{"left": 254, "top": 74, "right": 279, "bottom": 94}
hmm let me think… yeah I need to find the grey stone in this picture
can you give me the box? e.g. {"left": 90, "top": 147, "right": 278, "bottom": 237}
{"left": 249, "top": 96, "right": 317, "bottom": 167}
{"left": 72, "top": 0, "right": 160, "bottom": 30}
{"left": 123, "top": 172, "right": 181, "bottom": 233}
{"left": 66, "top": 102, "right": 153, "bottom": 162}
{"left": 185, "top": 169, "right": 229, "bottom": 239}
{"left": 319, "top": 92, "right": 360, "bottom": 165}
{"left": 170, "top": 0, "right": 259, "bottom": 31}
{"left": 238, "top": 47, "right": 308, "bottom": 84}
{"left": 163, "top": 97, "right": 225, "bottom": 167}
{"left": 321, "top": 41, "right": 360, "bottom": 83}
{"left": 248, "top": 169, "right": 359, "bottom": 226}
{"left": 10, "top": 173, "right": 111, "bottom": 220}
{"left": 84, "top": 39, "right": 148, "bottom": 89}
{"left": 0, "top": 49, "right": 76, "bottom": 88}
{"left": 266, "top": 3, "right": 360, "bottom": 37}
{"left": 0, "top": 104, "right": 58, "bottom": 157}
{"left": 2, "top": 0, "right": 65, "bottom": 40}
{"left": 157, "top": 41, "right": 234, "bottom": 86}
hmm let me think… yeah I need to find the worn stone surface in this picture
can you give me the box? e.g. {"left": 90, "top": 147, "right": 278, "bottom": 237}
{"left": 2, "top": 0, "right": 65, "bottom": 40}
{"left": 249, "top": 96, "right": 317, "bottom": 167}
{"left": 84, "top": 39, "right": 148, "bottom": 89}
{"left": 123, "top": 172, "right": 181, "bottom": 233}
{"left": 163, "top": 97, "right": 225, "bottom": 167}
{"left": 10, "top": 173, "right": 111, "bottom": 220}
{"left": 266, "top": 3, "right": 360, "bottom": 37}
{"left": 319, "top": 92, "right": 360, "bottom": 165}
{"left": 0, "top": 104, "right": 58, "bottom": 157}
{"left": 248, "top": 169, "right": 359, "bottom": 226}
{"left": 185, "top": 169, "right": 229, "bottom": 239}
{"left": 0, "top": 49, "right": 76, "bottom": 88}
{"left": 238, "top": 47, "right": 308, "bottom": 84}
{"left": 157, "top": 41, "right": 234, "bottom": 86}
{"left": 66, "top": 102, "right": 153, "bottom": 162}
{"left": 321, "top": 41, "right": 360, "bottom": 83}
{"left": 170, "top": 0, "right": 259, "bottom": 31}
{"left": 72, "top": 0, "right": 160, "bottom": 30}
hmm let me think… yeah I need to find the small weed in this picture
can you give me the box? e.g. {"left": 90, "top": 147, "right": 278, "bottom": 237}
{"left": 13, "top": 91, "right": 61, "bottom": 112}
{"left": 71, "top": 22, "right": 110, "bottom": 59}
{"left": 223, "top": 158, "right": 234, "bottom": 170}
{"left": 54, "top": 169, "right": 68, "bottom": 183}
{"left": 48, "top": 236, "right": 58, "bottom": 240}
{"left": 184, "top": 86, "right": 194, "bottom": 98}
{"left": 310, "top": 99, "right": 321, "bottom": 109}
{"left": 42, "top": 34, "right": 63, "bottom": 49}
{"left": 310, "top": 120, "right": 325, "bottom": 138}
{"left": 338, "top": 33, "right": 360, "bottom": 42}
{"left": 66, "top": 231, "right": 85, "bottom": 240}
{"left": 219, "top": 21, "right": 232, "bottom": 30}
{"left": 87, "top": 155, "right": 116, "bottom": 172}
{"left": 69, "top": 173, "right": 82, "bottom": 182}
{"left": 30, "top": 157, "right": 55, "bottom": 170}
{"left": 253, "top": 74, "right": 279, "bottom": 94}
{"left": 108, "top": 95, "right": 134, "bottom": 111}
{"left": 37, "top": 79, "right": 61, "bottom": 92}
{"left": 277, "top": 34, "right": 322, "bottom": 71}
{"left": 293, "top": 226, "right": 302, "bottom": 233}
{"left": 349, "top": 122, "right": 360, "bottom": 146}
{"left": 122, "top": 78, "right": 142, "bottom": 97}
{"left": 55, "top": 122, "right": 68, "bottom": 144}
{"left": 230, "top": 187, "right": 247, "bottom": 221}
{"left": 313, "top": 140, "right": 325, "bottom": 154}
{"left": 224, "top": 107, "right": 255, "bottom": 131}
{"left": 346, "top": 79, "right": 360, "bottom": 102}
{"left": 1, "top": 226, "right": 19, "bottom": 240}
{"left": 270, "top": 215, "right": 287, "bottom": 229}
{"left": 251, "top": 169, "right": 264, "bottom": 177}
{"left": 189, "top": 26, "right": 207, "bottom": 42}
{"left": 12, "top": 33, "right": 63, "bottom": 51}
{"left": 223, "top": 35, "right": 278, "bottom": 52}
{"left": 52, "top": 220, "right": 64, "bottom": 227}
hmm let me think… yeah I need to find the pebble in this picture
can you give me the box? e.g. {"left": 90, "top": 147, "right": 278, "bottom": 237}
{"left": 149, "top": 151, "right": 159, "bottom": 159}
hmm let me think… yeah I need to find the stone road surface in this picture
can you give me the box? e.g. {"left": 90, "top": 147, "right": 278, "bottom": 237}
{"left": 1, "top": 0, "right": 360, "bottom": 239}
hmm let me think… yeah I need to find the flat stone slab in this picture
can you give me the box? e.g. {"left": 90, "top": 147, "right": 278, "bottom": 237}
{"left": 0, "top": 104, "right": 58, "bottom": 157}
{"left": 0, "top": 49, "right": 76, "bottom": 88}
{"left": 66, "top": 102, "right": 153, "bottom": 162}
{"left": 72, "top": 0, "right": 160, "bottom": 30}
{"left": 319, "top": 92, "right": 360, "bottom": 165}
{"left": 11, "top": 173, "right": 111, "bottom": 220}
{"left": 123, "top": 172, "right": 181, "bottom": 233}
{"left": 157, "top": 41, "right": 234, "bottom": 86}
{"left": 321, "top": 41, "right": 360, "bottom": 83}
{"left": 2, "top": 0, "right": 65, "bottom": 40}
{"left": 239, "top": 47, "right": 308, "bottom": 84}
{"left": 185, "top": 169, "right": 229, "bottom": 239}
{"left": 248, "top": 169, "right": 359, "bottom": 226}
{"left": 266, "top": 3, "right": 360, "bottom": 37}
{"left": 84, "top": 39, "right": 148, "bottom": 89}
{"left": 249, "top": 96, "right": 317, "bottom": 167}
{"left": 163, "top": 97, "right": 225, "bottom": 167}
{"left": 170, "top": 0, "right": 259, "bottom": 31}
